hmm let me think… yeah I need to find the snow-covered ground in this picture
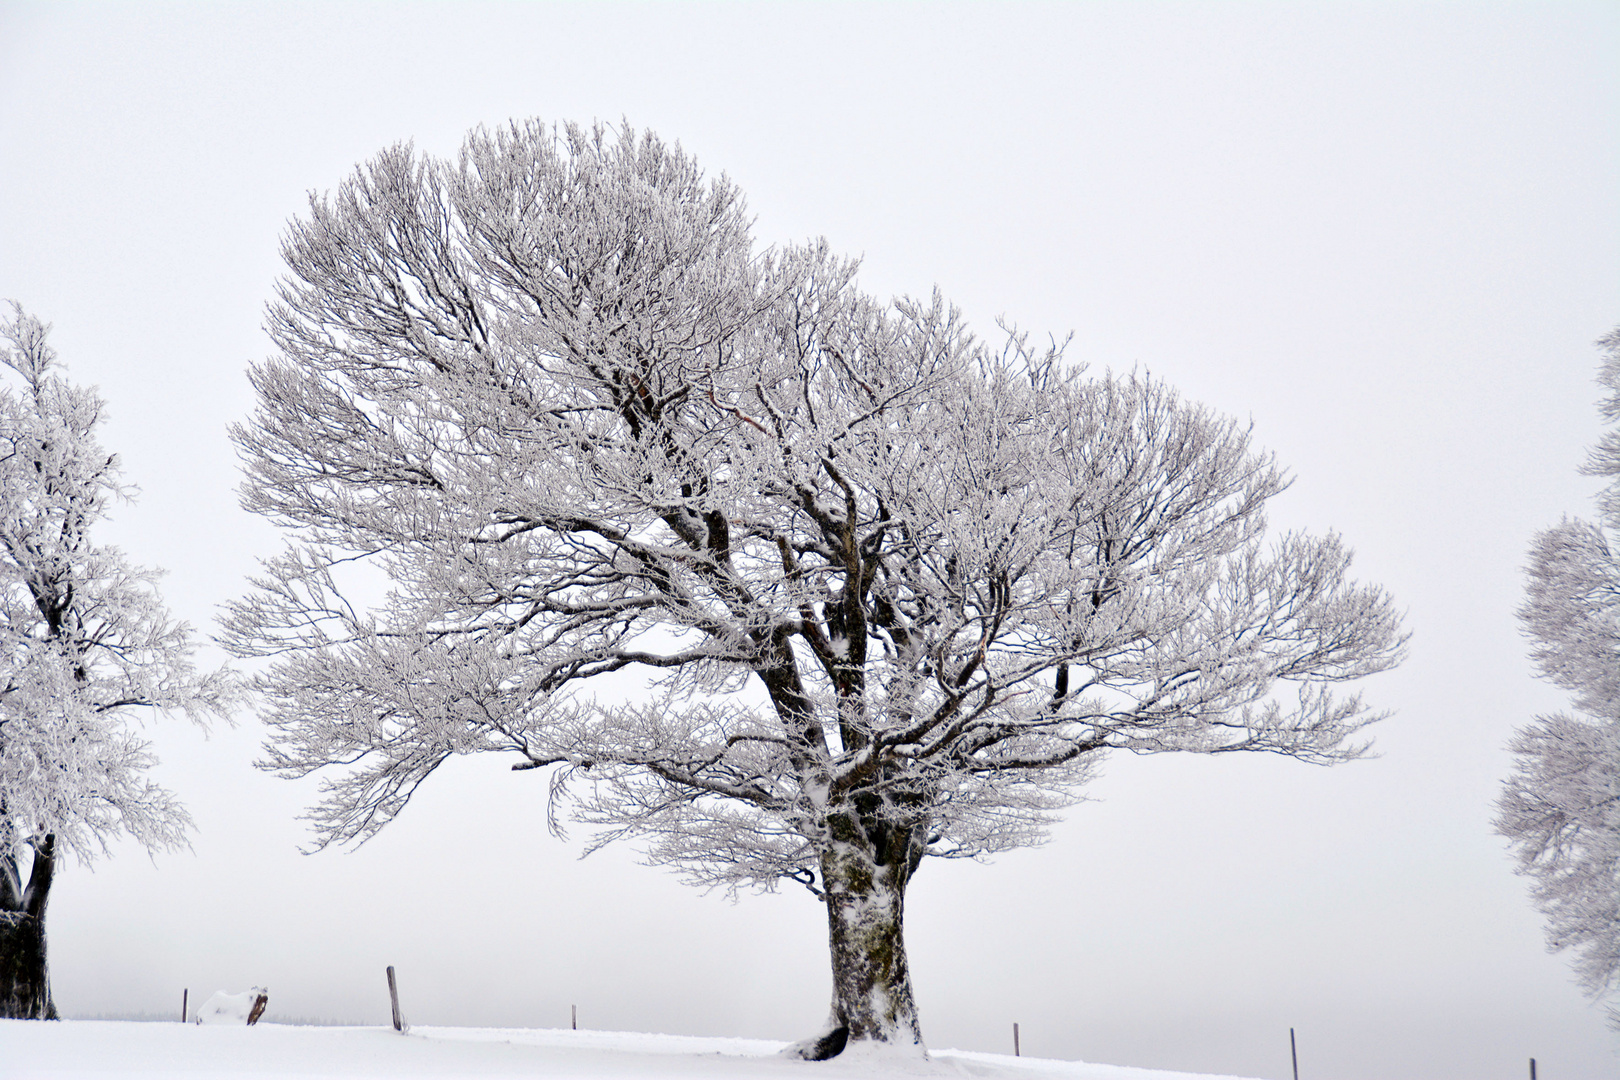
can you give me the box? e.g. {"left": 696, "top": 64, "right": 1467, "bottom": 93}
{"left": 0, "top": 1021, "right": 1265, "bottom": 1080}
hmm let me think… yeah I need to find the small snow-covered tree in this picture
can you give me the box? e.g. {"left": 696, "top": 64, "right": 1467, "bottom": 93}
{"left": 0, "top": 306, "right": 235, "bottom": 1019}
{"left": 1498, "top": 328, "right": 1620, "bottom": 1027}
{"left": 223, "top": 121, "right": 1407, "bottom": 1058}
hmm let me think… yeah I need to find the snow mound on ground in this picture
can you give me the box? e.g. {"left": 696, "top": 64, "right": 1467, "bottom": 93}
{"left": 194, "top": 988, "right": 268, "bottom": 1025}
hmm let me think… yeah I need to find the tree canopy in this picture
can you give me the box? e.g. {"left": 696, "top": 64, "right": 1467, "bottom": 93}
{"left": 1498, "top": 327, "right": 1620, "bottom": 1027}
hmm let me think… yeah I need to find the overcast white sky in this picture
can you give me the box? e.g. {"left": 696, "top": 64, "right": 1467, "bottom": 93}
{"left": 1, "top": 3, "right": 1617, "bottom": 1078}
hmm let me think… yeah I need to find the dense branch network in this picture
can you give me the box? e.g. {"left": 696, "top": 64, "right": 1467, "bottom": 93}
{"left": 0, "top": 305, "right": 236, "bottom": 900}
{"left": 1498, "top": 327, "right": 1620, "bottom": 1024}
{"left": 223, "top": 122, "right": 1406, "bottom": 904}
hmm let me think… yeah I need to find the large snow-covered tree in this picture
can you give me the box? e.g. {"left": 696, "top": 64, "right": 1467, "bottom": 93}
{"left": 0, "top": 306, "right": 235, "bottom": 1019}
{"left": 1497, "top": 328, "right": 1620, "bottom": 1028}
{"left": 223, "top": 120, "right": 1407, "bottom": 1058}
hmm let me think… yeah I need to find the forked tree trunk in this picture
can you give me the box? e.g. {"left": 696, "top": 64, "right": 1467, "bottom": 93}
{"left": 786, "top": 821, "right": 926, "bottom": 1060}
{"left": 0, "top": 834, "right": 57, "bottom": 1020}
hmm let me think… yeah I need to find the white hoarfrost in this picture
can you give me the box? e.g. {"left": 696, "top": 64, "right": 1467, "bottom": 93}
{"left": 0, "top": 306, "right": 234, "bottom": 865}
{"left": 1498, "top": 326, "right": 1620, "bottom": 1027}
{"left": 223, "top": 120, "right": 1406, "bottom": 1054}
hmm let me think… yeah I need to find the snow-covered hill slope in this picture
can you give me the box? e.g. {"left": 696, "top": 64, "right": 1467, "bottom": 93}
{"left": 0, "top": 1021, "right": 1265, "bottom": 1079}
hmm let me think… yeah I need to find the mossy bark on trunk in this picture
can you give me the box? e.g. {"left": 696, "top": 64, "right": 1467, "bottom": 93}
{"left": 788, "top": 816, "right": 926, "bottom": 1060}
{"left": 0, "top": 835, "right": 57, "bottom": 1020}
{"left": 824, "top": 844, "right": 922, "bottom": 1048}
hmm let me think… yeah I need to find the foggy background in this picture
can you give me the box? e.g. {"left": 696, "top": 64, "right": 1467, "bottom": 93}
{"left": 1, "top": 3, "right": 1616, "bottom": 1078}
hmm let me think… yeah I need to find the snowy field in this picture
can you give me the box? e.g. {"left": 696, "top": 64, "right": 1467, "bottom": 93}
{"left": 0, "top": 1021, "right": 1265, "bottom": 1080}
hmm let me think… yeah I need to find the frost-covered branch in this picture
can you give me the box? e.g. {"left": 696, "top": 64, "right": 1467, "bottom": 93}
{"left": 0, "top": 305, "right": 238, "bottom": 871}
{"left": 1498, "top": 328, "right": 1620, "bottom": 1025}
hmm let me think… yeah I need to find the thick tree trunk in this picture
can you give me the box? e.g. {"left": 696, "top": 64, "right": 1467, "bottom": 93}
{"left": 0, "top": 835, "right": 57, "bottom": 1020}
{"left": 785, "top": 822, "right": 926, "bottom": 1060}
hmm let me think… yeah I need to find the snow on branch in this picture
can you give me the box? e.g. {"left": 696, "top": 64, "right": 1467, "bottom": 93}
{"left": 1499, "top": 328, "right": 1620, "bottom": 1026}
{"left": 228, "top": 121, "right": 1406, "bottom": 897}
{"left": 0, "top": 305, "right": 238, "bottom": 867}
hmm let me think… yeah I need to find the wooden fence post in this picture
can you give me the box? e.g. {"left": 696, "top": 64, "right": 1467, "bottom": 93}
{"left": 181, "top": 988, "right": 187, "bottom": 1023}
{"left": 246, "top": 991, "right": 268, "bottom": 1026}
{"left": 1530, "top": 1058, "right": 1537, "bottom": 1080}
{"left": 1013, "top": 1022, "right": 1020, "bottom": 1056}
{"left": 386, "top": 966, "right": 403, "bottom": 1032}
{"left": 572, "top": 1004, "right": 577, "bottom": 1030}
{"left": 1290, "top": 1027, "right": 1299, "bottom": 1080}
